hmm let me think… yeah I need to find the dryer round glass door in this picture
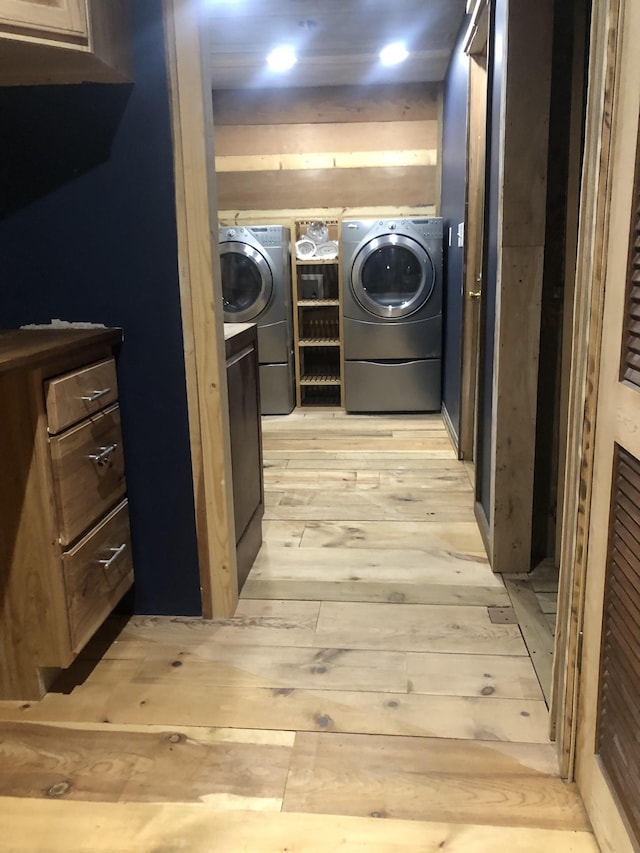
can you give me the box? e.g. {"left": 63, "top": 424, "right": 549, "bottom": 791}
{"left": 220, "top": 241, "right": 274, "bottom": 322}
{"left": 351, "top": 234, "right": 436, "bottom": 319}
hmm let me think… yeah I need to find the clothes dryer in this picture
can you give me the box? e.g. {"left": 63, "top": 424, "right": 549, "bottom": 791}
{"left": 219, "top": 225, "right": 295, "bottom": 414}
{"left": 341, "top": 218, "right": 443, "bottom": 412}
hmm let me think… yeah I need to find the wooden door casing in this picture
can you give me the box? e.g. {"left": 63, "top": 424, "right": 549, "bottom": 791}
{"left": 163, "top": 0, "right": 238, "bottom": 619}
{"left": 459, "top": 9, "right": 488, "bottom": 464}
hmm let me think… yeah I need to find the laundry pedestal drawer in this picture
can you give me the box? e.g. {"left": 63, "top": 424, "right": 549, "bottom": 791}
{"left": 0, "top": 328, "right": 134, "bottom": 701}
{"left": 344, "top": 358, "right": 442, "bottom": 413}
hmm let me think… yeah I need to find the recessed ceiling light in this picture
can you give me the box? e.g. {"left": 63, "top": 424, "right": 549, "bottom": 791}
{"left": 267, "top": 46, "right": 297, "bottom": 72}
{"left": 379, "top": 42, "right": 409, "bottom": 66}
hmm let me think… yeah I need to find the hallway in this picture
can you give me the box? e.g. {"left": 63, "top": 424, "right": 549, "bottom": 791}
{"left": 0, "top": 412, "right": 597, "bottom": 850}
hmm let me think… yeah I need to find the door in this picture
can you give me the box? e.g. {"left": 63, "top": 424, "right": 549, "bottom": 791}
{"left": 575, "top": 0, "right": 640, "bottom": 848}
{"left": 351, "top": 234, "right": 436, "bottom": 319}
{"left": 220, "top": 240, "right": 273, "bottom": 322}
{"left": 459, "top": 6, "right": 488, "bottom": 462}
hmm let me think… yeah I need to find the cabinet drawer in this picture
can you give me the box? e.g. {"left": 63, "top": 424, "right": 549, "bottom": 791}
{"left": 45, "top": 358, "right": 118, "bottom": 434}
{"left": 62, "top": 499, "right": 133, "bottom": 654}
{"left": 50, "top": 404, "right": 126, "bottom": 546}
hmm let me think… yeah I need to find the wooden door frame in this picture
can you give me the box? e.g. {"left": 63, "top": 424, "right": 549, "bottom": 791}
{"left": 553, "top": 0, "right": 590, "bottom": 572}
{"left": 158, "top": 0, "right": 554, "bottom": 605}
{"left": 162, "top": 0, "right": 238, "bottom": 619}
{"left": 550, "top": 0, "right": 623, "bottom": 779}
{"left": 570, "top": 3, "right": 640, "bottom": 847}
{"left": 459, "top": 1, "right": 488, "bottom": 463}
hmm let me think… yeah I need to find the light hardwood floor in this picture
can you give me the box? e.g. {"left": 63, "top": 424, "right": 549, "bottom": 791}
{"left": 504, "top": 559, "right": 559, "bottom": 704}
{"left": 0, "top": 411, "right": 597, "bottom": 851}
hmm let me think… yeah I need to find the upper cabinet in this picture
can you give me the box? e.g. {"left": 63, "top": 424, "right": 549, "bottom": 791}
{"left": 0, "top": 0, "right": 88, "bottom": 37}
{"left": 0, "top": 0, "right": 132, "bottom": 85}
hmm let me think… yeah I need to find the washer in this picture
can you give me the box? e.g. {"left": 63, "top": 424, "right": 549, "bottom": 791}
{"left": 219, "top": 225, "right": 295, "bottom": 415}
{"left": 341, "top": 217, "right": 443, "bottom": 412}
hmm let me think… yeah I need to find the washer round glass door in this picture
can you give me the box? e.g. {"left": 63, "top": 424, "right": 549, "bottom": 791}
{"left": 220, "top": 241, "right": 273, "bottom": 322}
{"left": 351, "top": 234, "right": 435, "bottom": 319}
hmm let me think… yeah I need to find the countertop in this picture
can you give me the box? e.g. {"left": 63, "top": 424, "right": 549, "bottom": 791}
{"left": 0, "top": 328, "right": 122, "bottom": 375}
{"left": 224, "top": 322, "right": 256, "bottom": 341}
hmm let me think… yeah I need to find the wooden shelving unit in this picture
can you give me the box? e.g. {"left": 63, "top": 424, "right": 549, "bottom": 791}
{"left": 291, "top": 220, "right": 343, "bottom": 408}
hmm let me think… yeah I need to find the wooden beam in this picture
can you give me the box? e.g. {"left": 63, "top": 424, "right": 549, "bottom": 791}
{"left": 218, "top": 206, "right": 437, "bottom": 225}
{"left": 490, "top": 0, "right": 553, "bottom": 574}
{"left": 214, "top": 121, "right": 439, "bottom": 157}
{"left": 215, "top": 150, "right": 437, "bottom": 173}
{"left": 212, "top": 83, "right": 440, "bottom": 126}
{"left": 216, "top": 166, "right": 437, "bottom": 211}
{"left": 163, "top": 0, "right": 238, "bottom": 618}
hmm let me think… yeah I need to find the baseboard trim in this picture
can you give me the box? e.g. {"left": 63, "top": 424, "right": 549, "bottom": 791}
{"left": 441, "top": 402, "right": 460, "bottom": 458}
{"left": 474, "top": 500, "right": 492, "bottom": 564}
{"left": 236, "top": 505, "right": 263, "bottom": 594}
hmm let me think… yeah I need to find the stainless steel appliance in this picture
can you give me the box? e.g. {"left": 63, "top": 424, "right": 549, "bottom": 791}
{"left": 341, "top": 217, "right": 443, "bottom": 412}
{"left": 219, "top": 224, "right": 295, "bottom": 415}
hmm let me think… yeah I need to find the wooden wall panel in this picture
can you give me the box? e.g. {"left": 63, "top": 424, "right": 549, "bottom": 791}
{"left": 212, "top": 83, "right": 441, "bottom": 212}
{"left": 216, "top": 166, "right": 437, "bottom": 211}
{"left": 215, "top": 121, "right": 438, "bottom": 157}
{"left": 213, "top": 84, "right": 439, "bottom": 126}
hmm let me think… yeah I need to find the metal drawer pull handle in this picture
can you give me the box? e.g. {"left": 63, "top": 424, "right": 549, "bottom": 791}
{"left": 98, "top": 543, "right": 127, "bottom": 570}
{"left": 81, "top": 387, "right": 111, "bottom": 402}
{"left": 89, "top": 443, "right": 118, "bottom": 466}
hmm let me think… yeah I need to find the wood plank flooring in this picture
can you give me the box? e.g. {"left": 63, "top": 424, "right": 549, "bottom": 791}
{"left": 505, "top": 559, "right": 559, "bottom": 703}
{"left": 0, "top": 411, "right": 596, "bottom": 852}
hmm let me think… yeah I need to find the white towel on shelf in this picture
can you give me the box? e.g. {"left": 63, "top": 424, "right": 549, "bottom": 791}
{"left": 296, "top": 238, "right": 316, "bottom": 259}
{"left": 314, "top": 241, "right": 339, "bottom": 259}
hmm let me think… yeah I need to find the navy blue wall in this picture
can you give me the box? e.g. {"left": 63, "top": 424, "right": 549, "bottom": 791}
{"left": 476, "top": 0, "right": 504, "bottom": 525}
{"left": 441, "top": 16, "right": 471, "bottom": 449}
{"left": 0, "top": 0, "right": 202, "bottom": 616}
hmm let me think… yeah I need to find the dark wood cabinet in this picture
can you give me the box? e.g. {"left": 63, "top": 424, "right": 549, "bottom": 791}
{"left": 0, "top": 328, "right": 133, "bottom": 700}
{"left": 225, "top": 323, "right": 264, "bottom": 592}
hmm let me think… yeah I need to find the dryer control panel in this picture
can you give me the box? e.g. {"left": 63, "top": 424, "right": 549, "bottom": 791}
{"left": 249, "top": 225, "right": 283, "bottom": 248}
